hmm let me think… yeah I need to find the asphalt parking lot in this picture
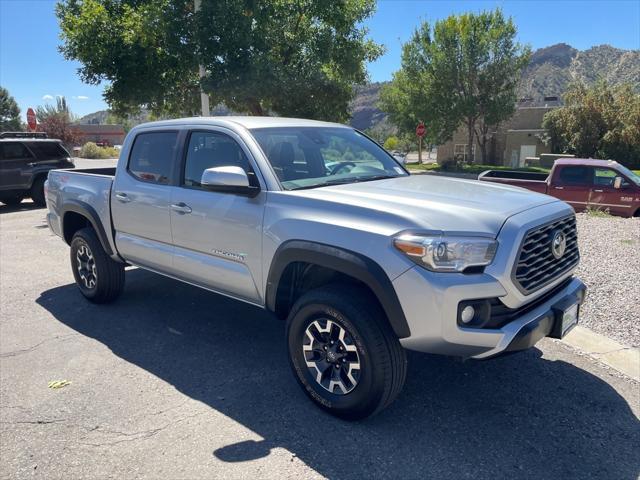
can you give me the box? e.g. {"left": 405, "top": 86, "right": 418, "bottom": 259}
{"left": 1, "top": 179, "right": 639, "bottom": 479}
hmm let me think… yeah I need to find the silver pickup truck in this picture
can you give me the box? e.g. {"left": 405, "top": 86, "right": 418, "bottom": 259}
{"left": 46, "top": 117, "right": 586, "bottom": 419}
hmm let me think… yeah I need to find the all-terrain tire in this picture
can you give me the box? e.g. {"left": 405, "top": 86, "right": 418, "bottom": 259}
{"left": 70, "top": 227, "right": 125, "bottom": 303}
{"left": 30, "top": 176, "right": 46, "bottom": 207}
{"left": 286, "top": 284, "right": 407, "bottom": 420}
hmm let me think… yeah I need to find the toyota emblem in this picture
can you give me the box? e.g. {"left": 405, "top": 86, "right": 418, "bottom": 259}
{"left": 551, "top": 230, "right": 567, "bottom": 259}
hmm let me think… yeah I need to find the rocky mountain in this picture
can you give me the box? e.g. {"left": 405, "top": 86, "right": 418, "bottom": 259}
{"left": 80, "top": 44, "right": 639, "bottom": 131}
{"left": 519, "top": 43, "right": 640, "bottom": 102}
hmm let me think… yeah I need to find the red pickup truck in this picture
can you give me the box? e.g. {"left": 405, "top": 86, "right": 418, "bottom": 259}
{"left": 478, "top": 159, "right": 640, "bottom": 218}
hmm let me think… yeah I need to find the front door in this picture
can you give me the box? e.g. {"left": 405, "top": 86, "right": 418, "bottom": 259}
{"left": 519, "top": 145, "right": 536, "bottom": 167}
{"left": 169, "top": 129, "right": 265, "bottom": 303}
{"left": 111, "top": 130, "right": 179, "bottom": 271}
{"left": 550, "top": 165, "right": 592, "bottom": 212}
{"left": 589, "top": 167, "right": 634, "bottom": 216}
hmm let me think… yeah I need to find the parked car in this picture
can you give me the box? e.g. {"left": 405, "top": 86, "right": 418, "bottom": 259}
{"left": 478, "top": 159, "right": 640, "bottom": 218}
{"left": 0, "top": 133, "right": 74, "bottom": 206}
{"left": 390, "top": 150, "right": 407, "bottom": 164}
{"left": 46, "top": 117, "right": 586, "bottom": 419}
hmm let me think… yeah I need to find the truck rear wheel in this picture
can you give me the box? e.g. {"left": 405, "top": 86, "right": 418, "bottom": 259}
{"left": 70, "top": 227, "right": 125, "bottom": 303}
{"left": 286, "top": 285, "right": 407, "bottom": 420}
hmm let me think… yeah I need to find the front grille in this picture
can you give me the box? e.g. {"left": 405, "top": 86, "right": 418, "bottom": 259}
{"left": 513, "top": 215, "right": 579, "bottom": 294}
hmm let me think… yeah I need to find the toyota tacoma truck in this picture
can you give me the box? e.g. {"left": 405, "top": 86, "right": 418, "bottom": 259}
{"left": 478, "top": 158, "right": 640, "bottom": 218}
{"left": 46, "top": 117, "right": 587, "bottom": 420}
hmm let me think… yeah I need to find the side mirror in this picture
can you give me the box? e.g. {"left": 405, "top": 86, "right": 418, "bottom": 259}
{"left": 201, "top": 166, "right": 259, "bottom": 197}
{"left": 613, "top": 176, "right": 623, "bottom": 189}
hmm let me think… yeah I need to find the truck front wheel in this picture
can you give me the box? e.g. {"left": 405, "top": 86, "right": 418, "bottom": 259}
{"left": 70, "top": 227, "right": 125, "bottom": 303}
{"left": 286, "top": 285, "right": 407, "bottom": 420}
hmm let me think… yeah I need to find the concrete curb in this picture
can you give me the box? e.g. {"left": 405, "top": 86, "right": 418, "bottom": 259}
{"left": 560, "top": 326, "right": 639, "bottom": 381}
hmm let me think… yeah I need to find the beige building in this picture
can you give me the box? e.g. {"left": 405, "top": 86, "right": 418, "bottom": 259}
{"left": 71, "top": 124, "right": 126, "bottom": 147}
{"left": 437, "top": 100, "right": 559, "bottom": 166}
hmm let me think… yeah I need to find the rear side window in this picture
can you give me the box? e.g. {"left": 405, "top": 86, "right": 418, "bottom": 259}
{"left": 559, "top": 166, "right": 591, "bottom": 185}
{"left": 128, "top": 132, "right": 178, "bottom": 184}
{"left": 24, "top": 142, "right": 69, "bottom": 160}
{"left": 1, "top": 142, "right": 33, "bottom": 160}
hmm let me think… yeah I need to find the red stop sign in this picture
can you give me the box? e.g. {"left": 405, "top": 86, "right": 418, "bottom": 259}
{"left": 26, "top": 108, "right": 37, "bottom": 131}
{"left": 416, "top": 123, "right": 426, "bottom": 137}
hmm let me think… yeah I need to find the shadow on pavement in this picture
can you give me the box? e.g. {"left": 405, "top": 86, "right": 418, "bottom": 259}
{"left": 37, "top": 269, "right": 639, "bottom": 479}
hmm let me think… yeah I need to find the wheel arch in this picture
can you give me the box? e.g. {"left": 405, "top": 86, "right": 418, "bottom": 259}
{"left": 62, "top": 200, "right": 114, "bottom": 256}
{"left": 266, "top": 240, "right": 411, "bottom": 339}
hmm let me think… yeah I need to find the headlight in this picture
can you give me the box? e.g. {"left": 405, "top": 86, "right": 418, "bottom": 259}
{"left": 394, "top": 234, "right": 497, "bottom": 272}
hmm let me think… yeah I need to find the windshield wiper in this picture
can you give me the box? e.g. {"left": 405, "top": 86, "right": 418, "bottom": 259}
{"left": 287, "top": 174, "right": 398, "bottom": 191}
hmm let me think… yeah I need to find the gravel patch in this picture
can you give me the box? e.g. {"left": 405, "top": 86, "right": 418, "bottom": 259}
{"left": 575, "top": 213, "right": 640, "bottom": 347}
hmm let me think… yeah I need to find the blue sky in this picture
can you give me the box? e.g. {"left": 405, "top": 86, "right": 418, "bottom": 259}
{"left": 1, "top": 0, "right": 639, "bottom": 120}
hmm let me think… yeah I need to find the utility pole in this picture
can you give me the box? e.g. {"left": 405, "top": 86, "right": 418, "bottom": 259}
{"left": 194, "top": 0, "right": 210, "bottom": 116}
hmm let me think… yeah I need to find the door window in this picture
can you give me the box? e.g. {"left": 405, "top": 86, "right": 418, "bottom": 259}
{"left": 25, "top": 141, "right": 70, "bottom": 160}
{"left": 558, "top": 166, "right": 591, "bottom": 185}
{"left": 128, "top": 131, "right": 178, "bottom": 184}
{"left": 183, "top": 131, "right": 254, "bottom": 188}
{"left": 593, "top": 168, "right": 619, "bottom": 187}
{"left": 1, "top": 142, "right": 33, "bottom": 160}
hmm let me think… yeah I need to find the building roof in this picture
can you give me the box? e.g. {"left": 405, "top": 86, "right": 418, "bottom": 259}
{"left": 555, "top": 158, "right": 620, "bottom": 167}
{"left": 137, "top": 116, "right": 349, "bottom": 130}
{"left": 72, "top": 124, "right": 125, "bottom": 134}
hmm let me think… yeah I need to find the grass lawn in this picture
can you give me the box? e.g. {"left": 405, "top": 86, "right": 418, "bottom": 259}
{"left": 407, "top": 163, "right": 550, "bottom": 175}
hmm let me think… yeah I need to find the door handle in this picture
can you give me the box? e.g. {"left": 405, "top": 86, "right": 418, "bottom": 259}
{"left": 170, "top": 202, "right": 192, "bottom": 214}
{"left": 593, "top": 189, "right": 603, "bottom": 193}
{"left": 553, "top": 186, "right": 564, "bottom": 190}
{"left": 115, "top": 192, "right": 131, "bottom": 203}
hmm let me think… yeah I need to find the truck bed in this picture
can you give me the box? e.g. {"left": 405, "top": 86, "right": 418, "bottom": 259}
{"left": 46, "top": 168, "right": 117, "bottom": 255}
{"left": 478, "top": 170, "right": 549, "bottom": 194}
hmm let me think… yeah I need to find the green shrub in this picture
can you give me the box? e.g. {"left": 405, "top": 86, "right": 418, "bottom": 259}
{"left": 78, "top": 142, "right": 119, "bottom": 159}
{"left": 383, "top": 136, "right": 400, "bottom": 151}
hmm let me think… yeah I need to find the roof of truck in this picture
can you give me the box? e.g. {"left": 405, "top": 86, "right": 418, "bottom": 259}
{"left": 555, "top": 158, "right": 620, "bottom": 167}
{"left": 136, "top": 116, "right": 350, "bottom": 130}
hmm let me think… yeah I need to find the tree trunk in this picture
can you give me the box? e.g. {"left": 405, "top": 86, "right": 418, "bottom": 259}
{"left": 248, "top": 100, "right": 265, "bottom": 116}
{"left": 466, "top": 120, "right": 475, "bottom": 164}
{"left": 480, "top": 139, "right": 488, "bottom": 164}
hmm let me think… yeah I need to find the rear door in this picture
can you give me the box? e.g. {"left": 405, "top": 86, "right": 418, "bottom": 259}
{"left": 550, "top": 165, "right": 592, "bottom": 212}
{"left": 589, "top": 167, "right": 635, "bottom": 216}
{"left": 0, "top": 142, "right": 35, "bottom": 189}
{"left": 169, "top": 128, "right": 266, "bottom": 303}
{"left": 111, "top": 130, "right": 180, "bottom": 271}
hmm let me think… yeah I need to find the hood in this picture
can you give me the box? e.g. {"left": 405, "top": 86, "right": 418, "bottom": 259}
{"left": 287, "top": 174, "right": 560, "bottom": 236}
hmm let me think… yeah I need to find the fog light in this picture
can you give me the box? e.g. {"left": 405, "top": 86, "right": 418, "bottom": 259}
{"left": 461, "top": 305, "right": 475, "bottom": 324}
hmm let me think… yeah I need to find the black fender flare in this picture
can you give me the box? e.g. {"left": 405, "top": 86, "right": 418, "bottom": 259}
{"left": 61, "top": 200, "right": 114, "bottom": 256}
{"left": 265, "top": 240, "right": 411, "bottom": 338}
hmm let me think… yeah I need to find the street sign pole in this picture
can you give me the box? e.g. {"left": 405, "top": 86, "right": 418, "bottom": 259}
{"left": 418, "top": 136, "right": 422, "bottom": 164}
{"left": 194, "top": 0, "right": 210, "bottom": 117}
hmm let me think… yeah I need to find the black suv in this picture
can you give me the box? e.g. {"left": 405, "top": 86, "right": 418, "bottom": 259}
{"left": 0, "top": 133, "right": 75, "bottom": 206}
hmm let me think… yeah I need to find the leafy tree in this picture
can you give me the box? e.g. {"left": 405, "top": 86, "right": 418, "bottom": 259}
{"left": 0, "top": 86, "right": 22, "bottom": 131}
{"left": 380, "top": 9, "right": 530, "bottom": 163}
{"left": 57, "top": 0, "right": 382, "bottom": 121}
{"left": 36, "top": 96, "right": 79, "bottom": 147}
{"left": 542, "top": 81, "right": 640, "bottom": 167}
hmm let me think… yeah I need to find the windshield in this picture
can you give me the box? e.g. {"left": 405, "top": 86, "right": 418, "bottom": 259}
{"left": 250, "top": 127, "right": 407, "bottom": 190}
{"left": 617, "top": 164, "right": 640, "bottom": 186}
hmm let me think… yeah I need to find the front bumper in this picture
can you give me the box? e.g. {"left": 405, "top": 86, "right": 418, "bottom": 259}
{"left": 393, "top": 264, "right": 586, "bottom": 359}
